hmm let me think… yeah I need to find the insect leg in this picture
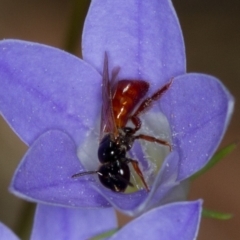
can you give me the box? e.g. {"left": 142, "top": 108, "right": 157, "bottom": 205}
{"left": 126, "top": 158, "right": 149, "bottom": 192}
{"left": 130, "top": 78, "right": 173, "bottom": 132}
{"left": 134, "top": 134, "right": 172, "bottom": 151}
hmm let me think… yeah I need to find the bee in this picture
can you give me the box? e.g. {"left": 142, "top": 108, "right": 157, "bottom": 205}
{"left": 72, "top": 53, "right": 172, "bottom": 192}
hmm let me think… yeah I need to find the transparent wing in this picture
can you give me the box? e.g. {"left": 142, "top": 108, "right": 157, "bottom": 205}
{"left": 100, "top": 52, "right": 118, "bottom": 140}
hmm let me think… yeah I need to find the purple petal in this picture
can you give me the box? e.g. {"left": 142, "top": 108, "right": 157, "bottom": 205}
{"left": 10, "top": 130, "right": 110, "bottom": 208}
{"left": 0, "top": 223, "right": 19, "bottom": 240}
{"left": 0, "top": 39, "right": 101, "bottom": 146}
{"left": 109, "top": 200, "right": 202, "bottom": 240}
{"left": 31, "top": 204, "right": 117, "bottom": 240}
{"left": 161, "top": 73, "right": 234, "bottom": 180}
{"left": 142, "top": 151, "right": 189, "bottom": 212}
{"left": 83, "top": 0, "right": 185, "bottom": 89}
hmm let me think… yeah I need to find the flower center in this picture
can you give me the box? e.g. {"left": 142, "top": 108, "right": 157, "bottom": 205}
{"left": 77, "top": 108, "right": 172, "bottom": 193}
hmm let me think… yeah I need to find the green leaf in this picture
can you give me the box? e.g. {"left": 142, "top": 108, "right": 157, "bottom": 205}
{"left": 202, "top": 208, "right": 233, "bottom": 220}
{"left": 90, "top": 228, "right": 119, "bottom": 240}
{"left": 190, "top": 143, "right": 236, "bottom": 181}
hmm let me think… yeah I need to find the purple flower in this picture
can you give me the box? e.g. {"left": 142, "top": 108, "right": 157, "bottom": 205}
{"left": 0, "top": 222, "right": 19, "bottom": 240}
{"left": 0, "top": 0, "right": 233, "bottom": 217}
{"left": 31, "top": 205, "right": 118, "bottom": 240}
{"left": 0, "top": 200, "right": 202, "bottom": 240}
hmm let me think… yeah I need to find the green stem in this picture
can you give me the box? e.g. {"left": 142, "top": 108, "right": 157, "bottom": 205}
{"left": 63, "top": 0, "right": 90, "bottom": 55}
{"left": 190, "top": 143, "right": 237, "bottom": 181}
{"left": 202, "top": 208, "right": 233, "bottom": 220}
{"left": 90, "top": 228, "right": 119, "bottom": 240}
{"left": 14, "top": 202, "right": 36, "bottom": 240}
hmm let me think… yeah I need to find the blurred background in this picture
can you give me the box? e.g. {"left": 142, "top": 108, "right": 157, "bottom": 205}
{"left": 0, "top": 0, "right": 239, "bottom": 239}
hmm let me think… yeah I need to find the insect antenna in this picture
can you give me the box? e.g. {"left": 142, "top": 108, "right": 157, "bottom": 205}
{"left": 72, "top": 171, "right": 100, "bottom": 178}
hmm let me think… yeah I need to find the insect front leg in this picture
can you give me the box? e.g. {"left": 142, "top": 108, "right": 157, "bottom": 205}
{"left": 125, "top": 158, "right": 149, "bottom": 192}
{"left": 130, "top": 115, "right": 142, "bottom": 133}
{"left": 130, "top": 78, "right": 173, "bottom": 131}
{"left": 134, "top": 134, "right": 172, "bottom": 151}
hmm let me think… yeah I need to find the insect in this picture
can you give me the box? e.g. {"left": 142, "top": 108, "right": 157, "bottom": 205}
{"left": 72, "top": 53, "right": 172, "bottom": 192}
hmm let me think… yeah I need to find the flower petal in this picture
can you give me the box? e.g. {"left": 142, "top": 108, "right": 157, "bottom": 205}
{"left": 160, "top": 73, "right": 234, "bottom": 180}
{"left": 142, "top": 151, "right": 189, "bottom": 212}
{"left": 109, "top": 200, "right": 202, "bottom": 240}
{"left": 10, "top": 130, "right": 110, "bottom": 208}
{"left": 83, "top": 0, "right": 185, "bottom": 88}
{"left": 0, "top": 222, "right": 19, "bottom": 240}
{"left": 31, "top": 204, "right": 117, "bottom": 240}
{"left": 0, "top": 40, "right": 101, "bottom": 146}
